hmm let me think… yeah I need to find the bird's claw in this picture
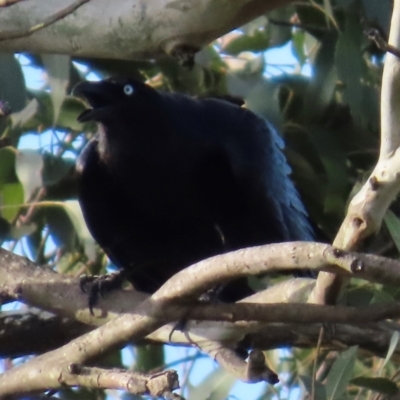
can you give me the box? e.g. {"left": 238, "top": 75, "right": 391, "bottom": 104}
{"left": 79, "top": 271, "right": 126, "bottom": 315}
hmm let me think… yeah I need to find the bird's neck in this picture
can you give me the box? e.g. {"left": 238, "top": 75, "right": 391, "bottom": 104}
{"left": 96, "top": 113, "right": 172, "bottom": 169}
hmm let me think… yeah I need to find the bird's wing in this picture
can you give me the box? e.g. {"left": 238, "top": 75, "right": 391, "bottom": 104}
{"left": 258, "top": 119, "right": 314, "bottom": 241}
{"left": 161, "top": 93, "right": 314, "bottom": 241}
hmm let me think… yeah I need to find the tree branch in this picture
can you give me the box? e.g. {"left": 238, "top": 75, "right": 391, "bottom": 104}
{"left": 0, "top": 0, "right": 90, "bottom": 41}
{"left": 2, "top": 242, "right": 400, "bottom": 394}
{"left": 249, "top": 322, "right": 400, "bottom": 358}
{"left": 0, "top": 308, "right": 90, "bottom": 358}
{"left": 0, "top": 0, "right": 294, "bottom": 60}
{"left": 309, "top": 0, "right": 400, "bottom": 305}
{"left": 365, "top": 28, "right": 400, "bottom": 59}
{"left": 3, "top": 243, "right": 400, "bottom": 328}
{"left": 2, "top": 308, "right": 399, "bottom": 366}
{"left": 65, "top": 365, "right": 180, "bottom": 398}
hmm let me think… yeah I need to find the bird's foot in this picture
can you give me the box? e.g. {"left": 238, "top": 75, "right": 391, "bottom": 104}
{"left": 169, "top": 288, "right": 222, "bottom": 341}
{"left": 198, "top": 285, "right": 224, "bottom": 303}
{"left": 80, "top": 270, "right": 126, "bottom": 315}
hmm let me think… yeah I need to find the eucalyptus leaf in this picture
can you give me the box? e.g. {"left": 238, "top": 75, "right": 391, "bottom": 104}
{"left": 381, "top": 331, "right": 400, "bottom": 372}
{"left": 326, "top": 346, "right": 358, "bottom": 400}
{"left": 223, "top": 30, "right": 270, "bottom": 55}
{"left": 15, "top": 150, "right": 43, "bottom": 202}
{"left": 42, "top": 54, "right": 71, "bottom": 125}
{"left": 0, "top": 54, "right": 27, "bottom": 113}
{"left": 351, "top": 377, "right": 398, "bottom": 395}
{"left": 0, "top": 148, "right": 16, "bottom": 188}
{"left": 10, "top": 98, "right": 39, "bottom": 128}
{"left": 300, "top": 375, "right": 327, "bottom": 399}
{"left": 335, "top": 14, "right": 369, "bottom": 129}
{"left": 292, "top": 30, "right": 306, "bottom": 66}
{"left": 384, "top": 210, "right": 400, "bottom": 253}
{"left": 64, "top": 200, "right": 96, "bottom": 262}
{"left": 0, "top": 182, "right": 24, "bottom": 221}
{"left": 245, "top": 78, "right": 283, "bottom": 129}
{"left": 42, "top": 153, "right": 74, "bottom": 186}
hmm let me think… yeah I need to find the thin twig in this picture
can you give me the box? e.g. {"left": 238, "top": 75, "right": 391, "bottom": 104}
{"left": 366, "top": 28, "right": 400, "bottom": 59}
{"left": 311, "top": 327, "right": 324, "bottom": 400}
{"left": 0, "top": 0, "right": 90, "bottom": 41}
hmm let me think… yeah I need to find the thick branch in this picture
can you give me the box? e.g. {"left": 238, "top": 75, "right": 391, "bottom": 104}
{"left": 2, "top": 243, "right": 400, "bottom": 394}
{"left": 3, "top": 309, "right": 400, "bottom": 364}
{"left": 0, "top": 0, "right": 294, "bottom": 59}
{"left": 0, "top": 309, "right": 90, "bottom": 358}
{"left": 249, "top": 322, "right": 400, "bottom": 359}
{"left": 0, "top": 0, "right": 89, "bottom": 41}
{"left": 3, "top": 243, "right": 400, "bottom": 328}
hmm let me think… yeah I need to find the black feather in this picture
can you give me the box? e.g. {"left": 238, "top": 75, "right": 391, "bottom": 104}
{"left": 74, "top": 77, "right": 313, "bottom": 302}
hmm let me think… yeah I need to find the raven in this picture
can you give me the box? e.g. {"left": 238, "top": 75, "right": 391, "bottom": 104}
{"left": 74, "top": 77, "right": 313, "bottom": 302}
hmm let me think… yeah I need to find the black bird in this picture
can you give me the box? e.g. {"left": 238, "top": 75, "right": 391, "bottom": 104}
{"left": 74, "top": 77, "right": 313, "bottom": 302}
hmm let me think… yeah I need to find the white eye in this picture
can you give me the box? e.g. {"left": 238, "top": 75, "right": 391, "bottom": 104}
{"left": 123, "top": 84, "right": 134, "bottom": 96}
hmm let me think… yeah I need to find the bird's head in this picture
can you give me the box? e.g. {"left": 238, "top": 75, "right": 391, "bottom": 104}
{"left": 73, "top": 77, "right": 157, "bottom": 123}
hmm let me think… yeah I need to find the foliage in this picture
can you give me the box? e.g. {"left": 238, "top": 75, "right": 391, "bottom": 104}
{"left": 0, "top": 0, "right": 399, "bottom": 399}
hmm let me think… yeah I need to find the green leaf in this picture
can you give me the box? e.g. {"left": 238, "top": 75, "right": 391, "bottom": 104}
{"left": 346, "top": 287, "right": 374, "bottom": 307}
{"left": 335, "top": 13, "right": 377, "bottom": 130}
{"left": 303, "top": 35, "right": 337, "bottom": 123}
{"left": 45, "top": 205, "right": 77, "bottom": 257}
{"left": 300, "top": 375, "right": 327, "bottom": 399}
{"left": 292, "top": 30, "right": 306, "bottom": 66}
{"left": 325, "top": 346, "right": 358, "bottom": 400}
{"left": 42, "top": 153, "right": 74, "bottom": 186}
{"left": 223, "top": 30, "right": 271, "bottom": 55}
{"left": 308, "top": 126, "right": 348, "bottom": 217}
{"left": 15, "top": 150, "right": 43, "bottom": 201}
{"left": 295, "top": 3, "right": 328, "bottom": 39}
{"left": 351, "top": 377, "right": 398, "bottom": 395}
{"left": 10, "top": 98, "right": 39, "bottom": 128}
{"left": 21, "top": 90, "right": 54, "bottom": 133}
{"left": 20, "top": 91, "right": 93, "bottom": 134}
{"left": 0, "top": 54, "right": 27, "bottom": 113}
{"left": 134, "top": 344, "right": 164, "bottom": 373}
{"left": 0, "top": 148, "right": 17, "bottom": 188}
{"left": 245, "top": 78, "right": 283, "bottom": 129}
{"left": 57, "top": 96, "right": 93, "bottom": 132}
{"left": 241, "top": 15, "right": 269, "bottom": 35}
{"left": 265, "top": 8, "right": 293, "bottom": 47}
{"left": 1, "top": 182, "right": 24, "bottom": 221}
{"left": 64, "top": 200, "right": 96, "bottom": 261}
{"left": 384, "top": 210, "right": 400, "bottom": 253}
{"left": 24, "top": 213, "right": 44, "bottom": 261}
{"left": 370, "top": 289, "right": 395, "bottom": 304}
{"left": 381, "top": 331, "right": 400, "bottom": 372}
{"left": 42, "top": 54, "right": 71, "bottom": 125}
